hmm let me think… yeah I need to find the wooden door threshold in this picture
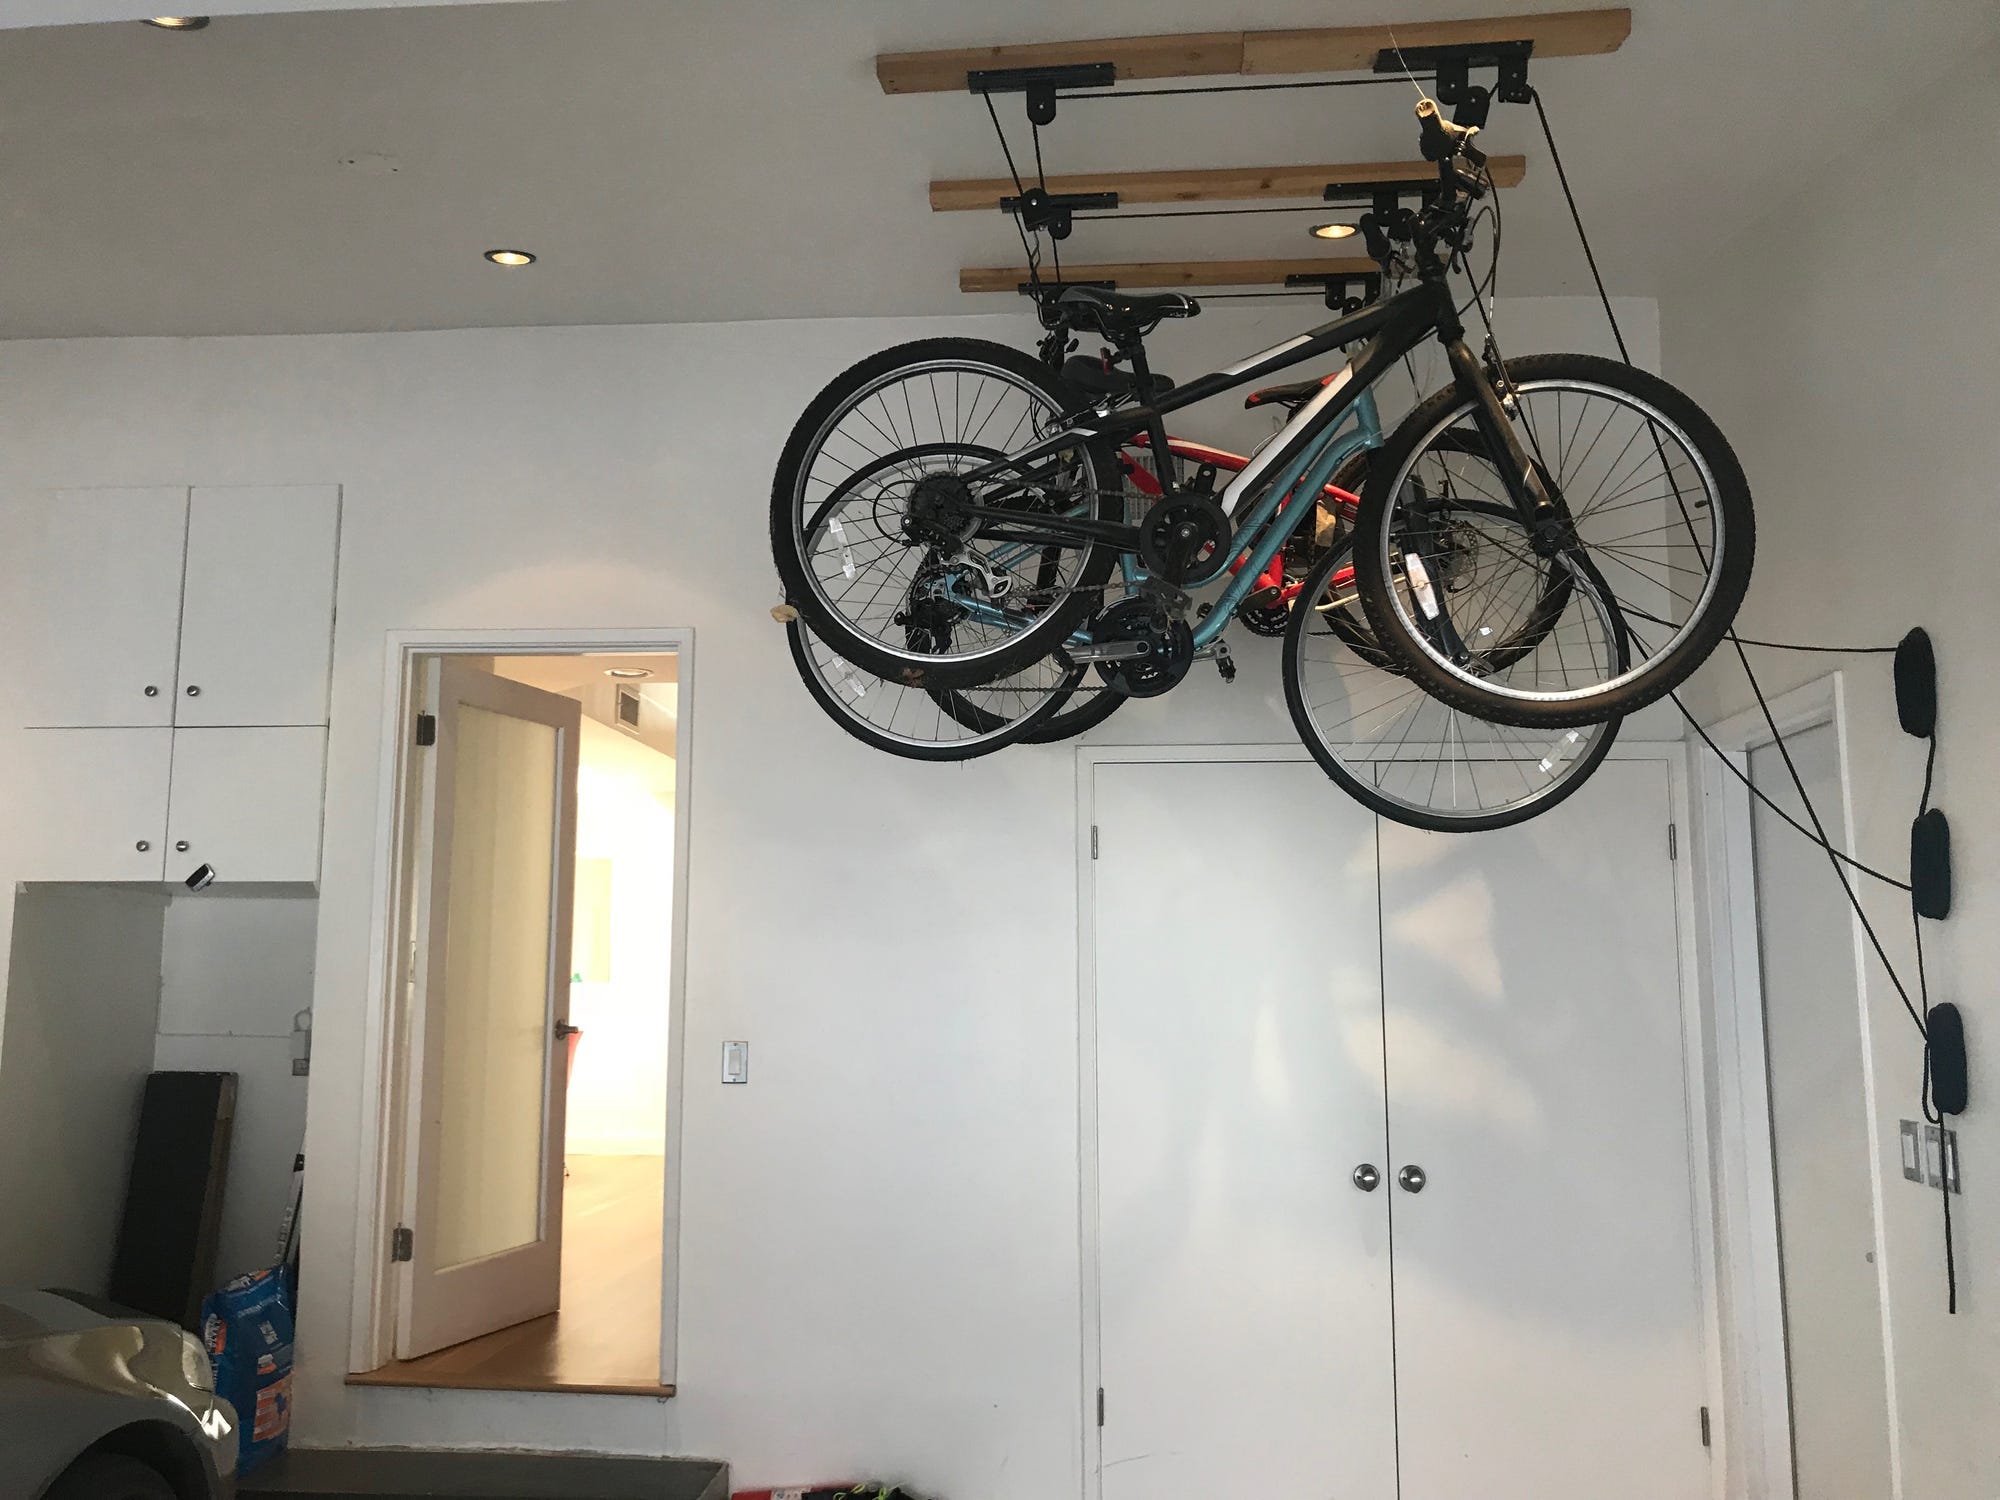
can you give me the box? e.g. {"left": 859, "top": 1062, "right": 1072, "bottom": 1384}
{"left": 347, "top": 1362, "right": 675, "bottom": 1399}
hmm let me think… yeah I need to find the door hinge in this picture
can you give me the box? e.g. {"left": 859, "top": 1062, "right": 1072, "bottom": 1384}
{"left": 390, "top": 1224, "right": 414, "bottom": 1262}
{"left": 1096, "top": 1387, "right": 1105, "bottom": 1427}
{"left": 1668, "top": 822, "right": 1678, "bottom": 861}
{"left": 1090, "top": 825, "right": 1099, "bottom": 860}
{"left": 414, "top": 712, "right": 437, "bottom": 747}
{"left": 1698, "top": 1405, "right": 1711, "bottom": 1448}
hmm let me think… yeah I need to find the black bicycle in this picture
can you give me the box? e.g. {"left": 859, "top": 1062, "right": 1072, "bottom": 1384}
{"left": 771, "top": 98, "right": 1753, "bottom": 731}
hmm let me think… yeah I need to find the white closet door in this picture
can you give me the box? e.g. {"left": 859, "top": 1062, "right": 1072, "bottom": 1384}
{"left": 1091, "top": 758, "right": 1397, "bottom": 1500}
{"left": 15, "top": 487, "right": 188, "bottom": 728}
{"left": 1379, "top": 757, "right": 1709, "bottom": 1500}
{"left": 176, "top": 485, "right": 339, "bottom": 727}
{"left": 13, "top": 729, "right": 172, "bottom": 881}
{"left": 165, "top": 728, "right": 328, "bottom": 885}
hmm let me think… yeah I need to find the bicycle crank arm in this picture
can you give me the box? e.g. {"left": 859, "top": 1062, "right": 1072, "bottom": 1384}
{"left": 1060, "top": 639, "right": 1156, "bottom": 663}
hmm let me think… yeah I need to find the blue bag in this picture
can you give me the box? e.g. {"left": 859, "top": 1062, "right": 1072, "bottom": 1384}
{"left": 199, "top": 1267, "right": 294, "bottom": 1474}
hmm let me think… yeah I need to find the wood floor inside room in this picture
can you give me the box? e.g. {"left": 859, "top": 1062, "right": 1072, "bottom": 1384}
{"left": 351, "top": 1153, "right": 670, "bottom": 1396}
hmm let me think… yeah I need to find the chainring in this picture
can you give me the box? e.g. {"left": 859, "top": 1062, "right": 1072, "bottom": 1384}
{"left": 1089, "top": 598, "right": 1195, "bottom": 699}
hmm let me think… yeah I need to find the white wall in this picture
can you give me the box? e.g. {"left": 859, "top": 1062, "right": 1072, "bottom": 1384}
{"left": 0, "top": 293, "right": 1655, "bottom": 1495}
{"left": 567, "top": 715, "right": 675, "bottom": 1156}
{"left": 0, "top": 885, "right": 166, "bottom": 1290}
{"left": 155, "top": 892, "right": 317, "bottom": 1283}
{"left": 1662, "top": 35, "right": 2000, "bottom": 1500}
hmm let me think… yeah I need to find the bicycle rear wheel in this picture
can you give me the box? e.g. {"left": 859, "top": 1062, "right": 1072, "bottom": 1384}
{"left": 770, "top": 338, "right": 1120, "bottom": 690}
{"left": 1352, "top": 353, "right": 1752, "bottom": 728}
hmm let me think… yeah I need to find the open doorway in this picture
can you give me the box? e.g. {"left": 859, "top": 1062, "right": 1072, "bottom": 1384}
{"left": 354, "top": 647, "right": 684, "bottom": 1396}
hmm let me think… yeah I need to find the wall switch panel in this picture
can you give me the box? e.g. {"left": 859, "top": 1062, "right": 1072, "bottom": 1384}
{"left": 1923, "top": 1123, "right": 1961, "bottom": 1193}
{"left": 1900, "top": 1120, "right": 1924, "bottom": 1183}
{"left": 721, "top": 1040, "right": 749, "bottom": 1084}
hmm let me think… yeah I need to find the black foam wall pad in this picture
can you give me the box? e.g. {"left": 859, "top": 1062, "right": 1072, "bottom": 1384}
{"left": 1896, "top": 627, "right": 1936, "bottom": 738}
{"left": 1930, "top": 1003, "right": 1968, "bottom": 1115}
{"left": 1912, "top": 808, "right": 1952, "bottom": 920}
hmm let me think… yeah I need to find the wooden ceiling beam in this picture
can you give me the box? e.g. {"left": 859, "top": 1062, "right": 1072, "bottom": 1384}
{"left": 930, "top": 155, "right": 1526, "bottom": 212}
{"left": 878, "top": 9, "right": 1629, "bottom": 96}
{"left": 959, "top": 258, "right": 1382, "bottom": 295}
{"left": 1241, "top": 9, "right": 1631, "bottom": 75}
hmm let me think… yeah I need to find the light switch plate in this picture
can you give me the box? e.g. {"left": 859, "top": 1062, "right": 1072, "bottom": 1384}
{"left": 1924, "top": 1123, "right": 1961, "bottom": 1193}
{"left": 721, "top": 1040, "right": 749, "bottom": 1084}
{"left": 1900, "top": 1120, "right": 1924, "bottom": 1182}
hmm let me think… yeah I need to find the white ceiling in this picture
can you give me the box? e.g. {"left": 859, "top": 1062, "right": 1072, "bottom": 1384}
{"left": 4, "top": 0, "right": 1994, "bottom": 338}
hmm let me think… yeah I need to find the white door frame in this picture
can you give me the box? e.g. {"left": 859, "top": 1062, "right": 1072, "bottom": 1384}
{"left": 1074, "top": 741, "right": 1726, "bottom": 1500}
{"left": 1687, "top": 671, "right": 1902, "bottom": 1500}
{"left": 348, "top": 626, "right": 696, "bottom": 1385}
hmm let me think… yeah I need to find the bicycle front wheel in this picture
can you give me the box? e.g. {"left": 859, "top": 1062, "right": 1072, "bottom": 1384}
{"left": 1352, "top": 353, "right": 1753, "bottom": 728}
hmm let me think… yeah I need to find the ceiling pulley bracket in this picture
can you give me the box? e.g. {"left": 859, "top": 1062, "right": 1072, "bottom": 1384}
{"left": 1372, "top": 38, "right": 1534, "bottom": 122}
{"left": 967, "top": 61, "right": 1116, "bottom": 125}
{"left": 1285, "top": 271, "right": 1385, "bottom": 313}
{"left": 1000, "top": 188, "right": 1120, "bottom": 240}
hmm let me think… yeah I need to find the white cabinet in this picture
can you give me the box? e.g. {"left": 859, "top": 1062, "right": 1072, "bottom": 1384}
{"left": 15, "top": 729, "right": 173, "bottom": 881}
{"left": 164, "top": 729, "right": 328, "bottom": 885}
{"left": 19, "top": 488, "right": 189, "bottom": 728}
{"left": 14, "top": 483, "right": 338, "bottom": 730}
{"left": 176, "top": 486, "right": 340, "bottom": 727}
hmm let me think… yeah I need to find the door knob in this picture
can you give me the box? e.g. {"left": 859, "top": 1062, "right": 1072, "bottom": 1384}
{"left": 1398, "top": 1164, "right": 1428, "bottom": 1193}
{"left": 1352, "top": 1164, "right": 1381, "bottom": 1192}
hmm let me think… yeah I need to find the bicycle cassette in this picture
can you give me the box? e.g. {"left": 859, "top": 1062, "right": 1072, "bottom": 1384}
{"left": 1089, "top": 598, "right": 1195, "bottom": 699}
{"left": 1137, "top": 493, "right": 1233, "bottom": 587}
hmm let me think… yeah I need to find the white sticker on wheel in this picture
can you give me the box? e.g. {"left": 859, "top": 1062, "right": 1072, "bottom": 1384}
{"left": 1537, "top": 729, "right": 1584, "bottom": 776}
{"left": 829, "top": 516, "right": 857, "bottom": 580}
{"left": 1404, "top": 552, "right": 1441, "bottom": 620}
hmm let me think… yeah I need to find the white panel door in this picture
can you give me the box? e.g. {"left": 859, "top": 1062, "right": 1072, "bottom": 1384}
{"left": 176, "top": 485, "right": 340, "bottom": 727}
{"left": 1748, "top": 726, "right": 1893, "bottom": 1500}
{"left": 165, "top": 727, "right": 328, "bottom": 885}
{"left": 1092, "top": 758, "right": 1397, "bottom": 1500}
{"left": 15, "top": 487, "right": 188, "bottom": 728}
{"left": 398, "top": 660, "right": 581, "bottom": 1360}
{"left": 13, "top": 729, "right": 172, "bottom": 881}
{"left": 1379, "top": 757, "right": 1709, "bottom": 1500}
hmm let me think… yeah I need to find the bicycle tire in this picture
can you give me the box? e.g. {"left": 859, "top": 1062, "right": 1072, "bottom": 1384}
{"left": 1352, "top": 353, "right": 1753, "bottom": 729}
{"left": 770, "top": 338, "right": 1122, "bottom": 690}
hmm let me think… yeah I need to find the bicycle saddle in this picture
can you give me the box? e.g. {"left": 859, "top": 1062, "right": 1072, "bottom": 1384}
{"left": 1061, "top": 353, "right": 1175, "bottom": 403}
{"left": 1055, "top": 285, "right": 1201, "bottom": 337}
{"left": 1244, "top": 375, "right": 1331, "bottom": 412}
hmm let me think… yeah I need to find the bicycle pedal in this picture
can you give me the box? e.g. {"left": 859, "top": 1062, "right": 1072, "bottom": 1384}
{"left": 1213, "top": 644, "right": 1237, "bottom": 684}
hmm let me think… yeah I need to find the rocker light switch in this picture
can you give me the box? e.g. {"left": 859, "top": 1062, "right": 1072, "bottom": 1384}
{"left": 721, "top": 1040, "right": 749, "bottom": 1084}
{"left": 1901, "top": 1120, "right": 1924, "bottom": 1183}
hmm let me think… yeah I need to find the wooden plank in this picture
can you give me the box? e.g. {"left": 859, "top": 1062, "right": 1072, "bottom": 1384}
{"left": 877, "top": 10, "right": 1628, "bottom": 95}
{"left": 960, "top": 258, "right": 1382, "bottom": 294}
{"left": 1242, "top": 9, "right": 1632, "bottom": 75}
{"left": 931, "top": 155, "right": 1526, "bottom": 212}
{"left": 876, "top": 32, "right": 1243, "bottom": 95}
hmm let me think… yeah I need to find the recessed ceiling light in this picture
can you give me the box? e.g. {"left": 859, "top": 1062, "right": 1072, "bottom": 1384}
{"left": 484, "top": 249, "right": 536, "bottom": 267}
{"left": 1309, "top": 222, "right": 1357, "bottom": 241}
{"left": 143, "top": 16, "right": 210, "bottom": 28}
{"left": 604, "top": 667, "right": 653, "bottom": 679}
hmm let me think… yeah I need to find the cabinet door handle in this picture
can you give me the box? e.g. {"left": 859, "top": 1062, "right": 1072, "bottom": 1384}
{"left": 1398, "top": 1164, "right": 1428, "bottom": 1194}
{"left": 184, "top": 685, "right": 201, "bottom": 697}
{"left": 175, "top": 841, "right": 190, "bottom": 853}
{"left": 1352, "top": 1164, "right": 1381, "bottom": 1192}
{"left": 135, "top": 840, "right": 151, "bottom": 853}
{"left": 144, "top": 685, "right": 159, "bottom": 698}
